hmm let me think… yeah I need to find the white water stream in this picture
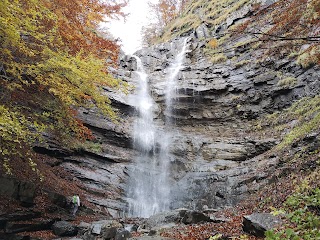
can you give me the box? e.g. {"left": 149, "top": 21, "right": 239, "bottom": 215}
{"left": 127, "top": 38, "right": 189, "bottom": 218}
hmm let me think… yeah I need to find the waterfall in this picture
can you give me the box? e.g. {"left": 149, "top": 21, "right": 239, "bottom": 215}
{"left": 165, "top": 37, "right": 189, "bottom": 121}
{"left": 127, "top": 38, "right": 189, "bottom": 218}
{"left": 127, "top": 56, "right": 158, "bottom": 218}
{"left": 132, "top": 57, "right": 155, "bottom": 153}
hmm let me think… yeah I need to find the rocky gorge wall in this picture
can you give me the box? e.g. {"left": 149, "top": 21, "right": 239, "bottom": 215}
{"left": 112, "top": 29, "right": 319, "bottom": 214}
{"left": 33, "top": 0, "right": 320, "bottom": 217}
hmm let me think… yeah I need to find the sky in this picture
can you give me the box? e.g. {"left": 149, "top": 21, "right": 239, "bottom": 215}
{"left": 107, "top": 0, "right": 158, "bottom": 55}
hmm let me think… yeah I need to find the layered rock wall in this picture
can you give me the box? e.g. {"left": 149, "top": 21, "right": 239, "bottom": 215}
{"left": 114, "top": 20, "right": 319, "bottom": 211}
{"left": 34, "top": 0, "right": 320, "bottom": 216}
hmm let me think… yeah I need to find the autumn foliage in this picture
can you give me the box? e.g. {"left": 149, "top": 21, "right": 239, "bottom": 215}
{"left": 236, "top": 0, "right": 320, "bottom": 66}
{"left": 45, "top": 0, "right": 126, "bottom": 62}
{"left": 142, "top": 0, "right": 191, "bottom": 46}
{"left": 0, "top": 0, "right": 126, "bottom": 171}
{"left": 150, "top": 0, "right": 186, "bottom": 27}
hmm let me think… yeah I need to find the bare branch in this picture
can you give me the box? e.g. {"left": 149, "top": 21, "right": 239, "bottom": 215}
{"left": 244, "top": 31, "right": 320, "bottom": 42}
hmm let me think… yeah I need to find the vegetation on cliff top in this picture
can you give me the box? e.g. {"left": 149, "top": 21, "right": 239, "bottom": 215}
{"left": 144, "top": 0, "right": 319, "bottom": 67}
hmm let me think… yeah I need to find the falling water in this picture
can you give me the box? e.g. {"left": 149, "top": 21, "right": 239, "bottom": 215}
{"left": 127, "top": 56, "right": 158, "bottom": 218}
{"left": 156, "top": 37, "right": 189, "bottom": 214}
{"left": 127, "top": 38, "right": 189, "bottom": 218}
{"left": 132, "top": 57, "right": 155, "bottom": 153}
{"left": 165, "top": 37, "right": 189, "bottom": 119}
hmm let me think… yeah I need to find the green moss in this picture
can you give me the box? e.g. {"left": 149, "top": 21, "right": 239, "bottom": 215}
{"left": 209, "top": 0, "right": 250, "bottom": 25}
{"left": 257, "top": 95, "right": 320, "bottom": 150}
{"left": 156, "top": 14, "right": 201, "bottom": 43}
{"left": 202, "top": 34, "right": 231, "bottom": 60}
{"left": 288, "top": 51, "right": 299, "bottom": 58}
{"left": 277, "top": 77, "right": 297, "bottom": 87}
{"left": 158, "top": 0, "right": 251, "bottom": 43}
{"left": 235, "top": 59, "right": 251, "bottom": 68}
{"left": 279, "top": 112, "right": 320, "bottom": 149}
{"left": 217, "top": 34, "right": 231, "bottom": 45}
{"left": 210, "top": 53, "right": 227, "bottom": 63}
{"left": 297, "top": 45, "right": 320, "bottom": 68}
{"left": 271, "top": 96, "right": 320, "bottom": 149}
{"left": 73, "top": 141, "right": 103, "bottom": 153}
{"left": 231, "top": 38, "right": 256, "bottom": 51}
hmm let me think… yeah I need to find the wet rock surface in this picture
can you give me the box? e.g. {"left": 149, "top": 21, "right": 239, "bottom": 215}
{"left": 113, "top": 29, "right": 320, "bottom": 211}
{"left": 142, "top": 209, "right": 212, "bottom": 230}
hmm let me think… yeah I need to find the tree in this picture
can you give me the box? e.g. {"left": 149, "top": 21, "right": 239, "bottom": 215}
{"left": 142, "top": 23, "right": 162, "bottom": 47}
{"left": 0, "top": 0, "right": 127, "bottom": 172}
{"left": 142, "top": 0, "right": 191, "bottom": 46}
{"left": 152, "top": 0, "right": 179, "bottom": 27}
{"left": 44, "top": 0, "right": 127, "bottom": 62}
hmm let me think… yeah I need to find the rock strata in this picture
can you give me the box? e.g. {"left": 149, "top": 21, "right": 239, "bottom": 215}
{"left": 5, "top": 220, "right": 55, "bottom": 234}
{"left": 113, "top": 17, "right": 320, "bottom": 211}
{"left": 31, "top": 0, "right": 320, "bottom": 216}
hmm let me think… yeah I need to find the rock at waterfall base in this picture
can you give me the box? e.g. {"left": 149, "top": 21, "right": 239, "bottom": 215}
{"left": 52, "top": 221, "right": 78, "bottom": 237}
{"left": 242, "top": 213, "right": 283, "bottom": 237}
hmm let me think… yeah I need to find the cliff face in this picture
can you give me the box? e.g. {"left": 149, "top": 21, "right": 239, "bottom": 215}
{"left": 113, "top": 31, "right": 319, "bottom": 211}
{"left": 35, "top": 0, "right": 320, "bottom": 217}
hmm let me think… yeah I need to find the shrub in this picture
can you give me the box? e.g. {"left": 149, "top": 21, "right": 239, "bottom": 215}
{"left": 266, "top": 184, "right": 320, "bottom": 239}
{"left": 0, "top": 105, "right": 41, "bottom": 174}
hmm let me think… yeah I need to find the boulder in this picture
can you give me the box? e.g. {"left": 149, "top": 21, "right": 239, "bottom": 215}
{"left": 0, "top": 177, "right": 19, "bottom": 199}
{"left": 130, "top": 224, "right": 139, "bottom": 232}
{"left": 91, "top": 222, "right": 103, "bottom": 235}
{"left": 0, "top": 177, "right": 36, "bottom": 206}
{"left": 81, "top": 231, "right": 96, "bottom": 240}
{"left": 101, "top": 227, "right": 117, "bottom": 239}
{"left": 144, "top": 209, "right": 186, "bottom": 229}
{"left": 78, "top": 221, "right": 91, "bottom": 235}
{"left": 90, "top": 220, "right": 122, "bottom": 239}
{"left": 181, "top": 210, "right": 212, "bottom": 224}
{"left": 52, "top": 221, "right": 78, "bottom": 237}
{"left": 242, "top": 213, "right": 283, "bottom": 237}
{"left": 45, "top": 190, "right": 68, "bottom": 208}
{"left": 115, "top": 229, "right": 132, "bottom": 240}
{"left": 144, "top": 209, "right": 211, "bottom": 229}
